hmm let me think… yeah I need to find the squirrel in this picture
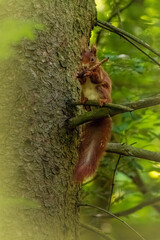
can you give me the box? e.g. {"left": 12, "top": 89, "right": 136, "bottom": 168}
{"left": 73, "top": 45, "right": 112, "bottom": 183}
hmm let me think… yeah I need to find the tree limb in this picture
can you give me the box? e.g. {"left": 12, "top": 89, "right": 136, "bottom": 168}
{"left": 72, "top": 101, "right": 133, "bottom": 111}
{"left": 68, "top": 94, "right": 160, "bottom": 128}
{"left": 98, "top": 196, "right": 160, "bottom": 218}
{"left": 80, "top": 222, "right": 114, "bottom": 240}
{"left": 124, "top": 94, "right": 160, "bottom": 110}
{"left": 79, "top": 203, "right": 146, "bottom": 240}
{"left": 96, "top": 20, "right": 160, "bottom": 58}
{"left": 68, "top": 106, "right": 111, "bottom": 128}
{"left": 97, "top": 21, "right": 160, "bottom": 67}
{"left": 113, "top": 31, "right": 160, "bottom": 67}
{"left": 107, "top": 143, "right": 160, "bottom": 163}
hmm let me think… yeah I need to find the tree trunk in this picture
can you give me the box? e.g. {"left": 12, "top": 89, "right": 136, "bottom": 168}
{"left": 0, "top": 1, "right": 96, "bottom": 239}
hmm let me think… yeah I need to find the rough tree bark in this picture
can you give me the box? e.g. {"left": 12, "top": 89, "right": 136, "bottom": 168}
{"left": 0, "top": 0, "right": 96, "bottom": 240}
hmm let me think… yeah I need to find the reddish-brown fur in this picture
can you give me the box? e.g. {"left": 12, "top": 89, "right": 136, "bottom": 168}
{"left": 74, "top": 46, "right": 112, "bottom": 183}
{"left": 74, "top": 118, "right": 112, "bottom": 182}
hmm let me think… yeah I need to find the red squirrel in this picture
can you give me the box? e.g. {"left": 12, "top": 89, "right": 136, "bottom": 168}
{"left": 73, "top": 45, "right": 112, "bottom": 183}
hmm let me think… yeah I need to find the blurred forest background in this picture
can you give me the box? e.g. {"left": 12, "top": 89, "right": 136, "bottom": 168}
{"left": 0, "top": 0, "right": 160, "bottom": 239}
{"left": 81, "top": 0, "right": 160, "bottom": 240}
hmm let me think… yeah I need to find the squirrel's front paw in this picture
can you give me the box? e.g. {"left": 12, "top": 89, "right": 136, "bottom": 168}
{"left": 99, "top": 99, "right": 107, "bottom": 107}
{"left": 81, "top": 97, "right": 88, "bottom": 104}
{"left": 78, "top": 78, "right": 86, "bottom": 85}
{"left": 84, "top": 71, "right": 91, "bottom": 77}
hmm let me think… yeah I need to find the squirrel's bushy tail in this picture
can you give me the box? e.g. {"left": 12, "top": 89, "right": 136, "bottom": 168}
{"left": 73, "top": 118, "right": 112, "bottom": 183}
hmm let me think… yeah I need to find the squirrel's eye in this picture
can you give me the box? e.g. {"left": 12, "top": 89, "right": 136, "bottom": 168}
{"left": 90, "top": 57, "right": 95, "bottom": 62}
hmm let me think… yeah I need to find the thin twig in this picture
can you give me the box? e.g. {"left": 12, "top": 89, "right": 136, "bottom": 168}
{"left": 97, "top": 196, "right": 160, "bottom": 218}
{"left": 79, "top": 203, "right": 146, "bottom": 240}
{"left": 107, "top": 142, "right": 160, "bottom": 163}
{"left": 114, "top": 1, "right": 122, "bottom": 27}
{"left": 97, "top": 21, "right": 160, "bottom": 67}
{"left": 107, "top": 155, "right": 121, "bottom": 211}
{"left": 96, "top": 20, "right": 160, "bottom": 58}
{"left": 87, "top": 57, "right": 109, "bottom": 71}
{"left": 69, "top": 94, "right": 160, "bottom": 128}
{"left": 96, "top": 22, "right": 160, "bottom": 67}
{"left": 96, "top": 0, "right": 135, "bottom": 45}
{"left": 114, "top": 31, "right": 160, "bottom": 67}
{"left": 77, "top": 58, "right": 109, "bottom": 79}
{"left": 107, "top": 0, "right": 135, "bottom": 22}
{"left": 80, "top": 222, "right": 115, "bottom": 240}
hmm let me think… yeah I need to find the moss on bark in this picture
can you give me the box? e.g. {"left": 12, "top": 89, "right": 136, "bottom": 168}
{"left": 0, "top": 0, "right": 96, "bottom": 239}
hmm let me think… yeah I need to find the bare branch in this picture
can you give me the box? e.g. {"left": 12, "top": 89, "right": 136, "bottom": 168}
{"left": 72, "top": 101, "right": 133, "bottom": 111}
{"left": 96, "top": 20, "right": 160, "bottom": 58}
{"left": 107, "top": 143, "right": 160, "bottom": 163}
{"left": 107, "top": 155, "right": 121, "bottom": 211}
{"left": 79, "top": 203, "right": 146, "bottom": 240}
{"left": 96, "top": 0, "right": 135, "bottom": 45}
{"left": 114, "top": 31, "right": 160, "bottom": 67}
{"left": 98, "top": 196, "right": 160, "bottom": 218}
{"left": 107, "top": 0, "right": 135, "bottom": 22}
{"left": 68, "top": 94, "right": 160, "bottom": 128}
{"left": 124, "top": 94, "right": 160, "bottom": 110}
{"left": 88, "top": 57, "right": 109, "bottom": 71}
{"left": 77, "top": 58, "right": 109, "bottom": 79}
{"left": 80, "top": 222, "right": 114, "bottom": 240}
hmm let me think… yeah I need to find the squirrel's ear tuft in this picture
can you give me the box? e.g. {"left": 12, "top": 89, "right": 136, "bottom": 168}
{"left": 91, "top": 45, "right": 97, "bottom": 55}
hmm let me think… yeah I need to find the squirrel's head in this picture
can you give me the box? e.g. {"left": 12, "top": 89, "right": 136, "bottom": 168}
{"left": 81, "top": 45, "right": 97, "bottom": 69}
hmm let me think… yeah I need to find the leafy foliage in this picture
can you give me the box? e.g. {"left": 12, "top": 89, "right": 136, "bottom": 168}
{"left": 81, "top": 0, "right": 160, "bottom": 239}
